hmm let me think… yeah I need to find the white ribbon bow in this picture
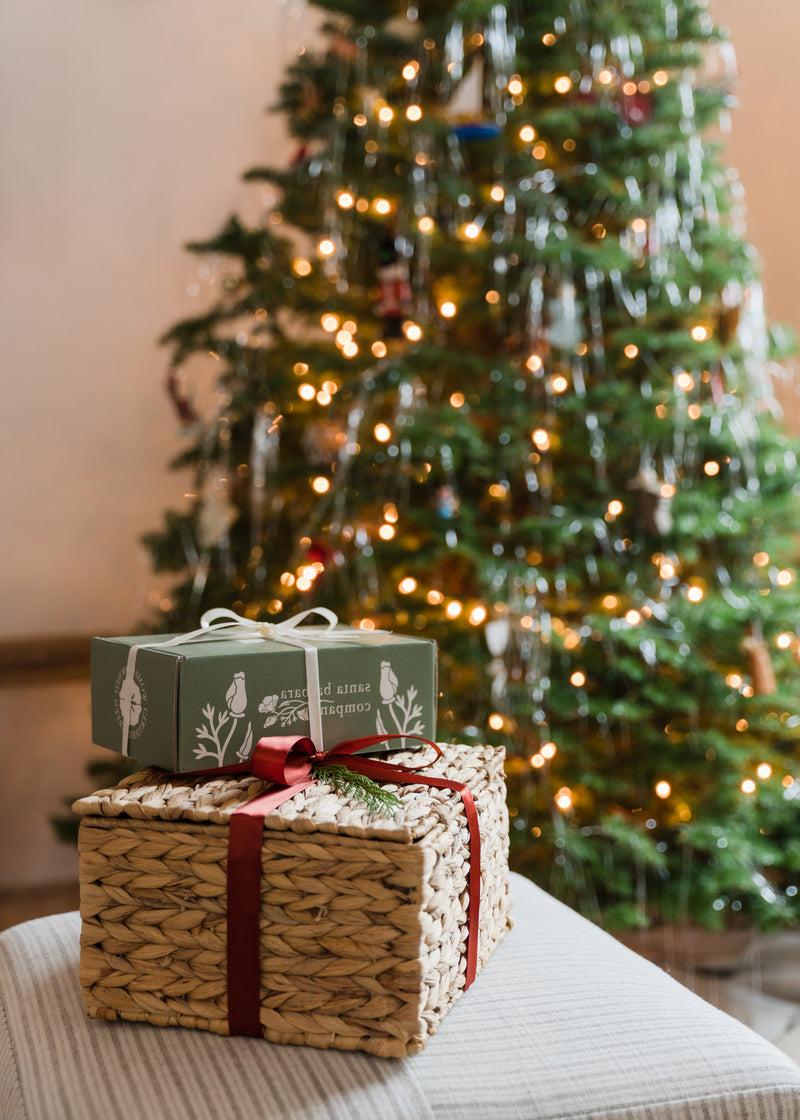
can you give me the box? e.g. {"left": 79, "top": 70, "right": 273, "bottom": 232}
{"left": 119, "top": 607, "right": 390, "bottom": 757}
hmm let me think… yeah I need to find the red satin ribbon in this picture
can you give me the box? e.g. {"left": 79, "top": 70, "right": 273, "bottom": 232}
{"left": 195, "top": 733, "right": 482, "bottom": 1038}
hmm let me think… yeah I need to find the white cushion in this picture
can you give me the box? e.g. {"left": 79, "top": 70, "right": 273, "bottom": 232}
{"left": 1, "top": 874, "right": 798, "bottom": 1120}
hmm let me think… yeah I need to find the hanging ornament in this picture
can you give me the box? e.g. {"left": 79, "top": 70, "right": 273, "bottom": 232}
{"left": 485, "top": 617, "right": 510, "bottom": 701}
{"left": 627, "top": 467, "right": 673, "bottom": 534}
{"left": 621, "top": 88, "right": 652, "bottom": 127}
{"left": 547, "top": 281, "right": 584, "bottom": 351}
{"left": 375, "top": 237, "right": 413, "bottom": 339}
{"left": 718, "top": 280, "right": 743, "bottom": 345}
{"left": 444, "top": 58, "right": 502, "bottom": 141}
{"left": 305, "top": 538, "right": 332, "bottom": 566}
{"left": 165, "top": 366, "right": 198, "bottom": 426}
{"left": 742, "top": 624, "right": 777, "bottom": 695}
{"left": 435, "top": 484, "right": 460, "bottom": 519}
{"left": 197, "top": 468, "right": 238, "bottom": 550}
{"left": 302, "top": 419, "right": 345, "bottom": 465}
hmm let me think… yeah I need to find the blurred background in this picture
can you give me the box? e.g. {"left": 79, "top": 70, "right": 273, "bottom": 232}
{"left": 1, "top": 0, "right": 798, "bottom": 1046}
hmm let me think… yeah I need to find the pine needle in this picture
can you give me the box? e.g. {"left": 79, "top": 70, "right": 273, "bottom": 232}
{"left": 314, "top": 763, "right": 401, "bottom": 817}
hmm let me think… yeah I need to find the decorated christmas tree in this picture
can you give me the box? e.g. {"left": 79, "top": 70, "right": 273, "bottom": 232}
{"left": 146, "top": 1, "right": 800, "bottom": 930}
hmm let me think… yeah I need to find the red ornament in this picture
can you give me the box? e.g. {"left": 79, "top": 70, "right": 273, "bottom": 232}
{"left": 621, "top": 89, "right": 652, "bottom": 127}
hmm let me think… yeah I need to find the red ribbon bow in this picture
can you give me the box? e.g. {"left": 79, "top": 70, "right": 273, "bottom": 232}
{"left": 202, "top": 733, "right": 481, "bottom": 1038}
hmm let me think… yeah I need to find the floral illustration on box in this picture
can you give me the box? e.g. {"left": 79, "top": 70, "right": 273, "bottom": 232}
{"left": 375, "top": 660, "right": 425, "bottom": 739}
{"left": 193, "top": 671, "right": 254, "bottom": 766}
{"left": 258, "top": 693, "right": 308, "bottom": 729}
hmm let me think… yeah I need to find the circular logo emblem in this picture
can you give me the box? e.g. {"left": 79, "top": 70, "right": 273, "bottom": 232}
{"left": 113, "top": 667, "right": 149, "bottom": 740}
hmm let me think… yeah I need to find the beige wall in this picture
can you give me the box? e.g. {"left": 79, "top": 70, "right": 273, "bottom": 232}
{"left": 0, "top": 3, "right": 798, "bottom": 890}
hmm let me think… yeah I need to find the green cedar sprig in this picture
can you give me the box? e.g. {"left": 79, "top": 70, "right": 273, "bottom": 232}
{"left": 314, "top": 763, "right": 401, "bottom": 817}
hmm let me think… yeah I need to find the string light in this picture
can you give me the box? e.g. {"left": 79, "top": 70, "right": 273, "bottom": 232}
{"left": 736, "top": 719, "right": 749, "bottom": 731}
{"left": 555, "top": 788, "right": 573, "bottom": 811}
{"left": 704, "top": 460, "right": 720, "bottom": 476}
{"left": 418, "top": 216, "right": 435, "bottom": 234}
{"left": 298, "top": 383, "right": 316, "bottom": 401}
{"left": 530, "top": 753, "right": 545, "bottom": 768}
{"left": 777, "top": 569, "right": 794, "bottom": 586}
{"left": 541, "top": 742, "right": 557, "bottom": 759}
{"left": 439, "top": 300, "right": 457, "bottom": 318}
{"left": 602, "top": 594, "right": 618, "bottom": 609}
{"left": 607, "top": 499, "right": 623, "bottom": 516}
{"left": 757, "top": 762, "right": 772, "bottom": 780}
{"left": 445, "top": 599, "right": 463, "bottom": 619}
{"left": 597, "top": 68, "right": 614, "bottom": 85}
{"left": 655, "top": 780, "right": 671, "bottom": 799}
{"left": 406, "top": 104, "right": 422, "bottom": 121}
{"left": 518, "top": 125, "right": 536, "bottom": 143}
{"left": 776, "top": 632, "right": 794, "bottom": 650}
{"left": 741, "top": 778, "right": 756, "bottom": 795}
{"left": 403, "top": 321, "right": 423, "bottom": 341}
{"left": 507, "top": 76, "right": 523, "bottom": 96}
{"left": 554, "top": 75, "right": 572, "bottom": 94}
{"left": 353, "top": 113, "right": 367, "bottom": 127}
{"left": 336, "top": 191, "right": 354, "bottom": 209}
{"left": 526, "top": 354, "right": 543, "bottom": 372}
{"left": 292, "top": 258, "right": 312, "bottom": 276}
{"left": 373, "top": 197, "right": 393, "bottom": 215}
{"left": 468, "top": 605, "right": 487, "bottom": 625}
{"left": 675, "top": 371, "right": 695, "bottom": 391}
{"left": 624, "top": 343, "right": 639, "bottom": 359}
{"left": 686, "top": 585, "right": 704, "bottom": 603}
{"left": 490, "top": 184, "right": 505, "bottom": 202}
{"left": 488, "top": 713, "right": 504, "bottom": 731}
{"left": 569, "top": 670, "right": 586, "bottom": 687}
{"left": 531, "top": 428, "right": 550, "bottom": 451}
{"left": 402, "top": 61, "right": 419, "bottom": 80}
{"left": 371, "top": 341, "right": 387, "bottom": 357}
{"left": 725, "top": 672, "right": 743, "bottom": 689}
{"left": 450, "top": 391, "right": 465, "bottom": 407}
{"left": 373, "top": 422, "right": 392, "bottom": 443}
{"left": 383, "top": 502, "right": 398, "bottom": 523}
{"left": 691, "top": 324, "right": 709, "bottom": 342}
{"left": 653, "top": 69, "right": 669, "bottom": 86}
{"left": 377, "top": 105, "right": 394, "bottom": 124}
{"left": 550, "top": 374, "right": 569, "bottom": 393}
{"left": 463, "top": 222, "right": 481, "bottom": 240}
{"left": 379, "top": 524, "right": 395, "bottom": 540}
{"left": 485, "top": 289, "right": 500, "bottom": 304}
{"left": 318, "top": 238, "right": 336, "bottom": 257}
{"left": 311, "top": 476, "right": 330, "bottom": 494}
{"left": 754, "top": 551, "right": 770, "bottom": 567}
{"left": 398, "top": 577, "right": 417, "bottom": 594}
{"left": 426, "top": 589, "right": 444, "bottom": 605}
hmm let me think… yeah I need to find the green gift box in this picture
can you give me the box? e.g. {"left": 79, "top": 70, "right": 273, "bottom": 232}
{"left": 91, "top": 610, "right": 437, "bottom": 773}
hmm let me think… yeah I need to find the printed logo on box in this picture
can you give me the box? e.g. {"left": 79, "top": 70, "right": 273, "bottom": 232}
{"left": 113, "top": 667, "right": 149, "bottom": 740}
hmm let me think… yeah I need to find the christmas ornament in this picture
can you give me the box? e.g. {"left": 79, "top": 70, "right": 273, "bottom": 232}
{"left": 435, "top": 484, "right": 460, "bottom": 519}
{"left": 627, "top": 467, "right": 673, "bottom": 535}
{"left": 302, "top": 419, "right": 345, "bottom": 464}
{"left": 620, "top": 88, "right": 652, "bottom": 127}
{"left": 547, "top": 282, "right": 584, "bottom": 351}
{"left": 375, "top": 237, "right": 413, "bottom": 339}
{"left": 742, "top": 625, "right": 777, "bottom": 695}
{"left": 485, "top": 618, "right": 510, "bottom": 700}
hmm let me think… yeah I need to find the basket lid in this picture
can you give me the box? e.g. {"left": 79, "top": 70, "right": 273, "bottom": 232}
{"left": 73, "top": 742, "right": 501, "bottom": 844}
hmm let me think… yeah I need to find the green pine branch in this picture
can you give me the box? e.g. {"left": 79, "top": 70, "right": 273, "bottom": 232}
{"left": 314, "top": 763, "right": 401, "bottom": 817}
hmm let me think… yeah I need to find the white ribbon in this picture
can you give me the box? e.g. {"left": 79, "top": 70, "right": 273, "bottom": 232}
{"left": 119, "top": 607, "right": 390, "bottom": 757}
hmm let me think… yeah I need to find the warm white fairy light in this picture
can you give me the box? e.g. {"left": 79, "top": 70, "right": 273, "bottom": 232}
{"left": 445, "top": 599, "right": 463, "bottom": 619}
{"left": 318, "top": 238, "right": 336, "bottom": 257}
{"left": 316, "top": 389, "right": 331, "bottom": 406}
{"left": 554, "top": 75, "right": 572, "bottom": 94}
{"left": 741, "top": 778, "right": 756, "bottom": 795}
{"left": 531, "top": 428, "right": 550, "bottom": 451}
{"left": 690, "top": 325, "right": 710, "bottom": 342}
{"left": 777, "top": 569, "right": 795, "bottom": 586}
{"left": 507, "top": 76, "right": 523, "bottom": 96}
{"left": 488, "top": 713, "right": 504, "bottom": 731}
{"left": 378, "top": 523, "right": 395, "bottom": 540}
{"left": 624, "top": 343, "right": 639, "bottom": 359}
{"left": 468, "top": 605, "right": 487, "bottom": 625}
{"left": 402, "top": 61, "right": 419, "bottom": 80}
{"left": 292, "top": 257, "right": 312, "bottom": 276}
{"left": 776, "top": 632, "right": 794, "bottom": 650}
{"left": 526, "top": 354, "right": 543, "bottom": 372}
{"left": 398, "top": 577, "right": 417, "bottom": 594}
{"left": 383, "top": 502, "right": 398, "bottom": 523}
{"left": 426, "top": 589, "right": 444, "bottom": 605}
{"left": 653, "top": 69, "right": 669, "bottom": 86}
{"left": 704, "top": 460, "right": 720, "bottom": 476}
{"left": 550, "top": 374, "right": 569, "bottom": 393}
{"left": 757, "top": 762, "right": 773, "bottom": 780}
{"left": 463, "top": 222, "right": 481, "bottom": 240}
{"left": 298, "top": 383, "right": 316, "bottom": 401}
{"left": 675, "top": 371, "right": 695, "bottom": 391}
{"left": 418, "top": 216, "right": 435, "bottom": 234}
{"left": 659, "top": 560, "right": 676, "bottom": 579}
{"left": 406, "top": 104, "right": 423, "bottom": 121}
{"left": 725, "top": 672, "right": 743, "bottom": 689}
{"left": 450, "top": 391, "right": 465, "bottom": 408}
{"left": 377, "top": 105, "right": 394, "bottom": 124}
{"left": 530, "top": 753, "right": 545, "bottom": 768}
{"left": 607, "top": 499, "right": 623, "bottom": 516}
{"left": 555, "top": 788, "right": 573, "bottom": 812}
{"left": 490, "top": 184, "right": 505, "bottom": 202}
{"left": 311, "top": 476, "right": 330, "bottom": 494}
{"left": 439, "top": 300, "right": 457, "bottom": 318}
{"left": 336, "top": 190, "right": 354, "bottom": 209}
{"left": 373, "top": 422, "right": 392, "bottom": 443}
{"left": 320, "top": 313, "right": 339, "bottom": 333}
{"left": 602, "top": 594, "right": 618, "bottom": 609}
{"left": 541, "top": 741, "right": 557, "bottom": 760}
{"left": 569, "top": 670, "right": 586, "bottom": 687}
{"left": 686, "top": 585, "right": 704, "bottom": 603}
{"left": 341, "top": 340, "right": 359, "bottom": 358}
{"left": 654, "top": 780, "right": 671, "bottom": 799}
{"left": 625, "top": 609, "right": 641, "bottom": 626}
{"left": 688, "top": 403, "right": 702, "bottom": 420}
{"left": 754, "top": 551, "right": 770, "bottom": 567}
{"left": 371, "top": 341, "right": 387, "bottom": 357}
{"left": 485, "top": 289, "right": 500, "bottom": 305}
{"left": 518, "top": 124, "right": 536, "bottom": 143}
{"left": 403, "top": 321, "right": 423, "bottom": 342}
{"left": 353, "top": 112, "right": 367, "bottom": 127}
{"left": 373, "top": 197, "right": 393, "bottom": 215}
{"left": 597, "top": 68, "right": 614, "bottom": 85}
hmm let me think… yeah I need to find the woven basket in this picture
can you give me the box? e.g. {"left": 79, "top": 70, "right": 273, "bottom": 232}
{"left": 74, "top": 742, "right": 511, "bottom": 1057}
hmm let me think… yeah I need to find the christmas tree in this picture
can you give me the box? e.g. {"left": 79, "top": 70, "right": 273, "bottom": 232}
{"left": 146, "top": 1, "right": 800, "bottom": 931}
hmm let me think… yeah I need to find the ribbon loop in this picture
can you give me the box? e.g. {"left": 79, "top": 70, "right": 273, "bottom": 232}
{"left": 250, "top": 735, "right": 317, "bottom": 786}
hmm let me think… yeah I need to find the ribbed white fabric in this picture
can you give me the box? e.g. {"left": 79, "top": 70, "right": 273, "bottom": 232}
{"left": 1, "top": 874, "right": 799, "bottom": 1120}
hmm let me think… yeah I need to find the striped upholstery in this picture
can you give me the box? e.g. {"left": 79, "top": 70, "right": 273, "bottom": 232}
{"left": 1, "top": 874, "right": 798, "bottom": 1120}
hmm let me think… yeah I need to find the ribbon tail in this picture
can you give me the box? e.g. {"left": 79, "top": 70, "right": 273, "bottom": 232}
{"left": 344, "top": 757, "right": 482, "bottom": 989}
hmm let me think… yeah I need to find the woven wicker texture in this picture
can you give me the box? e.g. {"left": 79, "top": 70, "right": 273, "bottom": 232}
{"left": 75, "top": 743, "right": 511, "bottom": 1057}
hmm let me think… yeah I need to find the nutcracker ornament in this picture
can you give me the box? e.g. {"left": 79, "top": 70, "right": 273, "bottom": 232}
{"left": 375, "top": 237, "right": 413, "bottom": 339}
